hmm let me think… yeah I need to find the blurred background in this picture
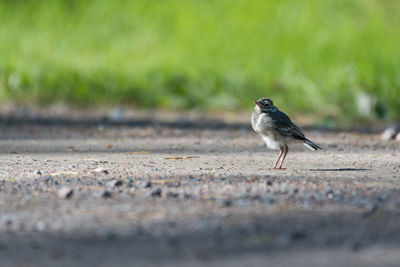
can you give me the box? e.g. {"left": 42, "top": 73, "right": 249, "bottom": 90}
{"left": 0, "top": 0, "right": 399, "bottom": 125}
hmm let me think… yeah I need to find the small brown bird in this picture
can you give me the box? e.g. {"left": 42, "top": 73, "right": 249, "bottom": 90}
{"left": 251, "top": 97, "right": 321, "bottom": 169}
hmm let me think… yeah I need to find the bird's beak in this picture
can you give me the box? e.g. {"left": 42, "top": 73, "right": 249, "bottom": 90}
{"left": 253, "top": 101, "right": 261, "bottom": 107}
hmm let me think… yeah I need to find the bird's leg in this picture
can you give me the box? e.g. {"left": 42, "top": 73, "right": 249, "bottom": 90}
{"left": 273, "top": 147, "right": 285, "bottom": 169}
{"left": 278, "top": 145, "right": 289, "bottom": 169}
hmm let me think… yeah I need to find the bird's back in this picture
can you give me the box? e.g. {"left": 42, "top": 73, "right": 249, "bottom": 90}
{"left": 252, "top": 107, "right": 306, "bottom": 140}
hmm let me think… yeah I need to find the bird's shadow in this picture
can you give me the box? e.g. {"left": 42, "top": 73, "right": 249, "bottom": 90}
{"left": 309, "top": 168, "right": 370, "bottom": 172}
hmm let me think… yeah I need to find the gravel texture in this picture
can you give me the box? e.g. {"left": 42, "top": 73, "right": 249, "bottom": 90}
{"left": 0, "top": 111, "right": 400, "bottom": 266}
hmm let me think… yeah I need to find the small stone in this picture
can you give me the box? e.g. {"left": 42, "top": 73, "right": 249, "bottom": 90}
{"left": 108, "top": 108, "right": 125, "bottom": 122}
{"left": 325, "top": 189, "right": 334, "bottom": 199}
{"left": 150, "top": 188, "right": 162, "bottom": 198}
{"left": 166, "top": 192, "right": 179, "bottom": 199}
{"left": 351, "top": 242, "right": 362, "bottom": 252}
{"left": 362, "top": 203, "right": 378, "bottom": 218}
{"left": 266, "top": 180, "right": 273, "bottom": 186}
{"left": 136, "top": 180, "right": 152, "bottom": 189}
{"left": 356, "top": 92, "right": 375, "bottom": 117}
{"left": 45, "top": 177, "right": 55, "bottom": 185}
{"left": 134, "top": 180, "right": 152, "bottom": 189}
{"left": 102, "top": 190, "right": 112, "bottom": 198}
{"left": 374, "top": 195, "right": 385, "bottom": 203}
{"left": 126, "top": 178, "right": 134, "bottom": 188}
{"left": 128, "top": 188, "right": 136, "bottom": 194}
{"left": 290, "top": 231, "right": 307, "bottom": 241}
{"left": 381, "top": 124, "right": 399, "bottom": 141}
{"left": 36, "top": 221, "right": 46, "bottom": 231}
{"left": 222, "top": 199, "right": 233, "bottom": 207}
{"left": 106, "top": 179, "right": 123, "bottom": 188}
{"left": 396, "top": 132, "right": 400, "bottom": 142}
{"left": 57, "top": 187, "right": 73, "bottom": 199}
{"left": 33, "top": 170, "right": 42, "bottom": 176}
{"left": 261, "top": 196, "right": 276, "bottom": 204}
{"left": 183, "top": 193, "right": 195, "bottom": 200}
{"left": 94, "top": 167, "right": 109, "bottom": 175}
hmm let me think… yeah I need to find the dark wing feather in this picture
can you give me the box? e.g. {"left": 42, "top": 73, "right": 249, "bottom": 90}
{"left": 271, "top": 110, "right": 306, "bottom": 140}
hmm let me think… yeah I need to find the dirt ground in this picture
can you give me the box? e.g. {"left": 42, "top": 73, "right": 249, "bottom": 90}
{"left": 0, "top": 109, "right": 400, "bottom": 267}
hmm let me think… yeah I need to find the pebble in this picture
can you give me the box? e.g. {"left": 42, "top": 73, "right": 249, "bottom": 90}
{"left": 290, "top": 231, "right": 307, "bottom": 241}
{"left": 351, "top": 241, "right": 362, "bottom": 252}
{"left": 362, "top": 203, "right": 378, "bottom": 218}
{"left": 5, "top": 218, "right": 13, "bottom": 226}
{"left": 150, "top": 188, "right": 162, "bottom": 198}
{"left": 94, "top": 167, "right": 109, "bottom": 175}
{"left": 106, "top": 179, "right": 123, "bottom": 188}
{"left": 102, "top": 190, "right": 112, "bottom": 198}
{"left": 396, "top": 132, "right": 400, "bottom": 142}
{"left": 262, "top": 196, "right": 277, "bottom": 204}
{"left": 324, "top": 189, "right": 334, "bottom": 199}
{"left": 381, "top": 124, "right": 399, "bottom": 140}
{"left": 108, "top": 108, "right": 125, "bottom": 122}
{"left": 134, "top": 180, "right": 152, "bottom": 189}
{"left": 57, "top": 187, "right": 73, "bottom": 199}
{"left": 221, "top": 199, "right": 233, "bottom": 207}
{"left": 36, "top": 221, "right": 46, "bottom": 231}
{"left": 183, "top": 193, "right": 195, "bottom": 200}
{"left": 128, "top": 188, "right": 136, "bottom": 194}
{"left": 166, "top": 192, "right": 179, "bottom": 199}
{"left": 136, "top": 180, "right": 152, "bottom": 189}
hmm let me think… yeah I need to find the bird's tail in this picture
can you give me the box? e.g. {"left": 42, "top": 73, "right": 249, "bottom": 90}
{"left": 303, "top": 138, "right": 322, "bottom": 151}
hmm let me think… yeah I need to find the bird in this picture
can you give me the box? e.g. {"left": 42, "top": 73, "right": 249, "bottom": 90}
{"left": 251, "top": 97, "right": 321, "bottom": 169}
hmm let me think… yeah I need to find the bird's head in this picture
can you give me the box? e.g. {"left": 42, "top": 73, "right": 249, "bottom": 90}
{"left": 253, "top": 97, "right": 274, "bottom": 112}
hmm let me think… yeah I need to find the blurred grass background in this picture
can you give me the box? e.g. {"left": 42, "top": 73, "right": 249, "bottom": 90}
{"left": 0, "top": 0, "right": 399, "bottom": 122}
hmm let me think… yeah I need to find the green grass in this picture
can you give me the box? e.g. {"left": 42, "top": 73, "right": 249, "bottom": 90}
{"left": 1, "top": 0, "right": 400, "bottom": 122}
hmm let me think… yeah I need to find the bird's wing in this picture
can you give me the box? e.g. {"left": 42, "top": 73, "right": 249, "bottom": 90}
{"left": 271, "top": 110, "right": 305, "bottom": 140}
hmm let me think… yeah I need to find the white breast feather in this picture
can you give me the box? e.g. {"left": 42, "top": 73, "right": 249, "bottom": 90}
{"left": 262, "top": 135, "right": 281, "bottom": 150}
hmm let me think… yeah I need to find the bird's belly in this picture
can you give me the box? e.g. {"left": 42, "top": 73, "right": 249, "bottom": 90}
{"left": 262, "top": 135, "right": 281, "bottom": 150}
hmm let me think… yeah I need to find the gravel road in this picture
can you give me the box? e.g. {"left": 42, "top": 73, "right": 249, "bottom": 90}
{"left": 0, "top": 111, "right": 400, "bottom": 266}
